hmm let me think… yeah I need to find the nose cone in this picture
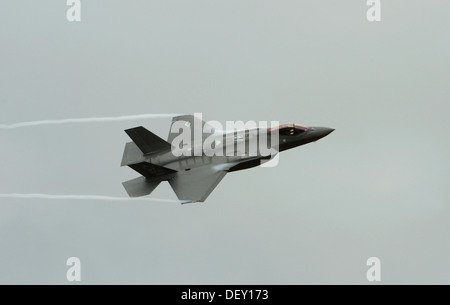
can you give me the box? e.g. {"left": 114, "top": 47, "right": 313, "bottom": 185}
{"left": 311, "top": 127, "right": 334, "bottom": 141}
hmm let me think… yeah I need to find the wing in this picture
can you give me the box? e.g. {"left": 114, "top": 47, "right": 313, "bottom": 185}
{"left": 168, "top": 164, "right": 228, "bottom": 203}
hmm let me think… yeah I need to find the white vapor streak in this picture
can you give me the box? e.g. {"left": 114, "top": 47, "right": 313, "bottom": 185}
{"left": 0, "top": 193, "right": 181, "bottom": 204}
{"left": 0, "top": 114, "right": 180, "bottom": 129}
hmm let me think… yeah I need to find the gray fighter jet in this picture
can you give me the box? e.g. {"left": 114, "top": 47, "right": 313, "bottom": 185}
{"left": 121, "top": 115, "right": 334, "bottom": 203}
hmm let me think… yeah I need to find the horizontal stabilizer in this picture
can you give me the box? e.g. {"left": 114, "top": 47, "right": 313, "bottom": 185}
{"left": 125, "top": 126, "right": 171, "bottom": 155}
{"left": 128, "top": 161, "right": 177, "bottom": 179}
{"left": 122, "top": 177, "right": 161, "bottom": 197}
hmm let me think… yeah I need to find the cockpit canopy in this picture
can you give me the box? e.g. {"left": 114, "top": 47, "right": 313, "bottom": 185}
{"left": 270, "top": 123, "right": 308, "bottom": 136}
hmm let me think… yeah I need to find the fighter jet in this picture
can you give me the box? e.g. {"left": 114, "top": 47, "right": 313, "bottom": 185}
{"left": 121, "top": 115, "right": 334, "bottom": 203}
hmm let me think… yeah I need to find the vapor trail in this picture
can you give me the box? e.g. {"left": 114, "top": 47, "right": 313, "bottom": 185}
{"left": 0, "top": 193, "right": 181, "bottom": 204}
{"left": 0, "top": 114, "right": 180, "bottom": 129}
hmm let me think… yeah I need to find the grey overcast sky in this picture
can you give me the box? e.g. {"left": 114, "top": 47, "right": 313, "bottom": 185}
{"left": 0, "top": 1, "right": 448, "bottom": 284}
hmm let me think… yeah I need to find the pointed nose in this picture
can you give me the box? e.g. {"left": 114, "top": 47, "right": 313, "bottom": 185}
{"left": 311, "top": 127, "right": 335, "bottom": 140}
